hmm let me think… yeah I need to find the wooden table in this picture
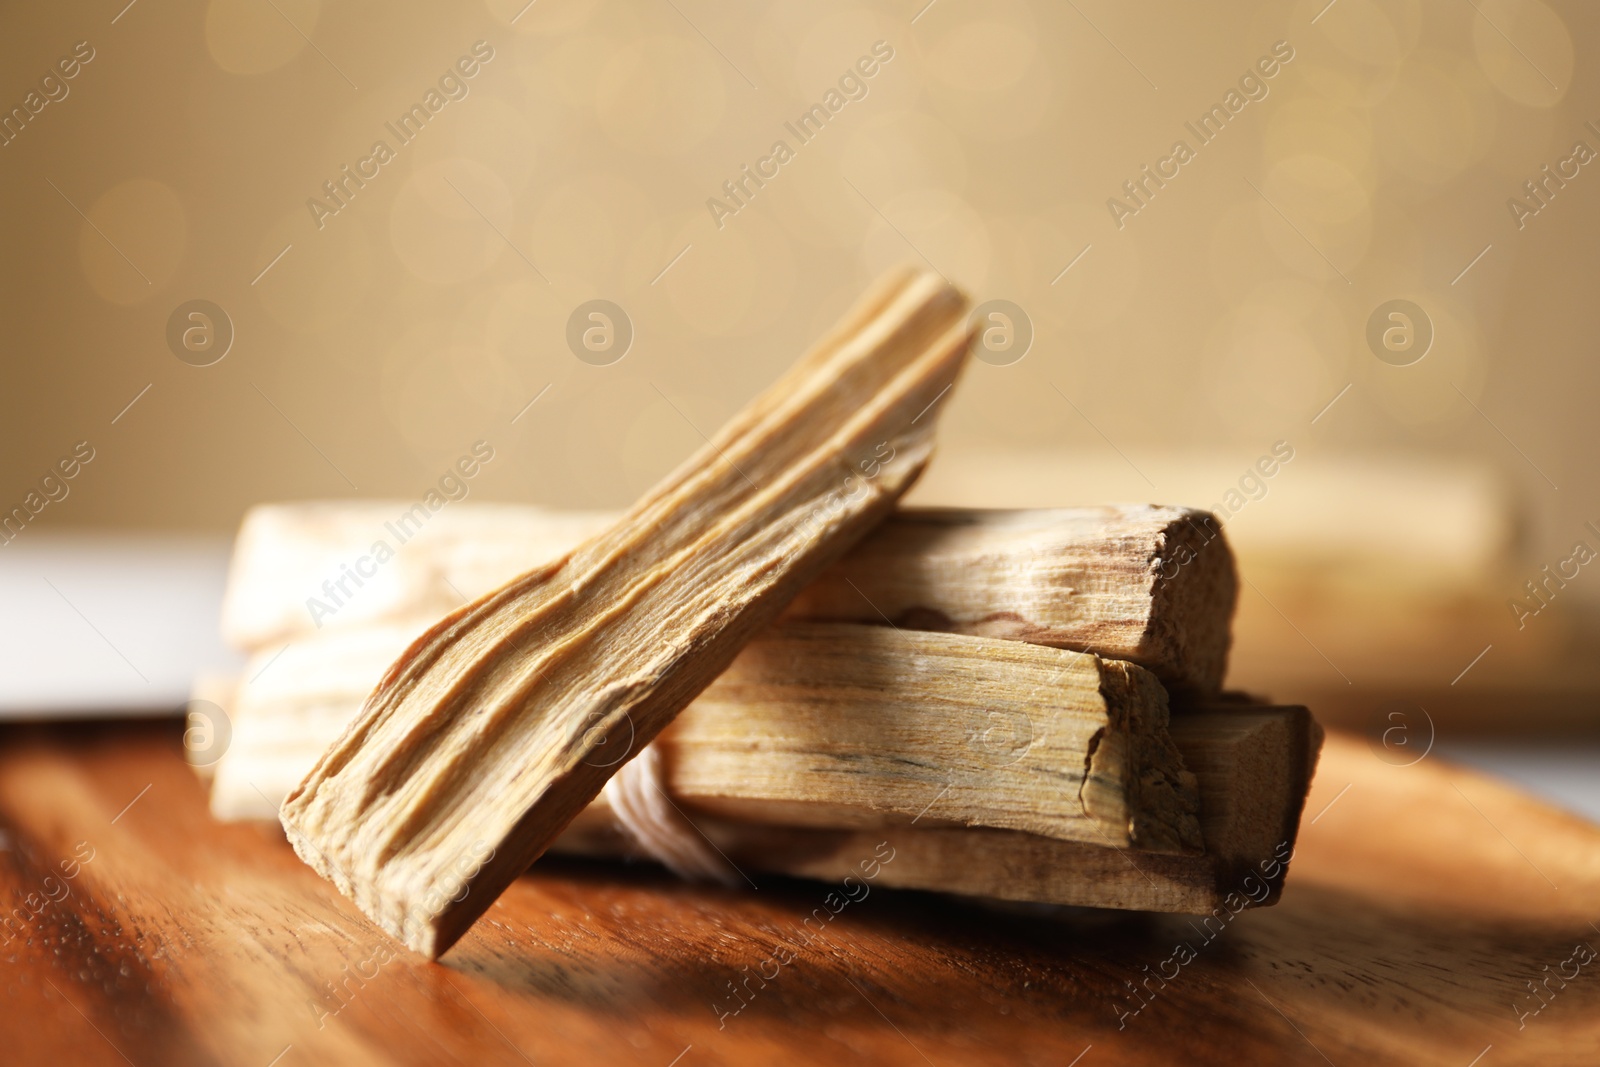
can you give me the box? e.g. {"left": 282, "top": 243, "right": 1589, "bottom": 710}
{"left": 3, "top": 720, "right": 1598, "bottom": 1066}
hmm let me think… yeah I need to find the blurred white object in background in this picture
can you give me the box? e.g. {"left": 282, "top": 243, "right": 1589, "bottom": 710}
{"left": 0, "top": 534, "right": 242, "bottom": 718}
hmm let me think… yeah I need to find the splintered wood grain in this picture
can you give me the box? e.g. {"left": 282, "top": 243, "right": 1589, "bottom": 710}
{"left": 783, "top": 505, "right": 1236, "bottom": 694}
{"left": 219, "top": 503, "right": 1238, "bottom": 695}
{"left": 555, "top": 703, "right": 1311, "bottom": 915}
{"left": 201, "top": 645, "right": 1308, "bottom": 914}
{"left": 3, "top": 720, "right": 1599, "bottom": 1067}
{"left": 662, "top": 623, "right": 1202, "bottom": 853}
{"left": 281, "top": 266, "right": 973, "bottom": 958}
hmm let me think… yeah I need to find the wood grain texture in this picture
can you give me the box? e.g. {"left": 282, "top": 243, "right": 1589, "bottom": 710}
{"left": 198, "top": 642, "right": 1323, "bottom": 914}
{"left": 217, "top": 623, "right": 1205, "bottom": 853}
{"left": 4, "top": 720, "right": 1597, "bottom": 1066}
{"left": 900, "top": 447, "right": 1600, "bottom": 735}
{"left": 558, "top": 702, "right": 1317, "bottom": 915}
{"left": 219, "top": 504, "right": 616, "bottom": 650}
{"left": 281, "top": 266, "right": 973, "bottom": 958}
{"left": 658, "top": 623, "right": 1203, "bottom": 853}
{"left": 1166, "top": 703, "right": 1321, "bottom": 868}
{"left": 786, "top": 506, "right": 1235, "bottom": 693}
{"left": 219, "top": 503, "right": 1237, "bottom": 694}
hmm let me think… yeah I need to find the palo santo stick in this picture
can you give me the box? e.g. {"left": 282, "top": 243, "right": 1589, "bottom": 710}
{"left": 219, "top": 504, "right": 616, "bottom": 650}
{"left": 200, "top": 648, "right": 1319, "bottom": 914}
{"left": 564, "top": 705, "right": 1320, "bottom": 914}
{"left": 791, "top": 507, "right": 1233, "bottom": 694}
{"left": 280, "top": 266, "right": 973, "bottom": 958}
{"left": 210, "top": 624, "right": 1204, "bottom": 851}
{"left": 1167, "top": 702, "right": 1322, "bottom": 866}
{"left": 211, "top": 622, "right": 1201, "bottom": 854}
{"left": 220, "top": 503, "right": 1236, "bottom": 693}
{"left": 668, "top": 623, "right": 1201, "bottom": 852}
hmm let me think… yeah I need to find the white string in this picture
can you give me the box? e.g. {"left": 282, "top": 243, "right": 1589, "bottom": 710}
{"left": 603, "top": 743, "right": 741, "bottom": 886}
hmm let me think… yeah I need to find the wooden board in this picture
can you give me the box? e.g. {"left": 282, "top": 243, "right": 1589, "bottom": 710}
{"left": 3, "top": 718, "right": 1597, "bottom": 1065}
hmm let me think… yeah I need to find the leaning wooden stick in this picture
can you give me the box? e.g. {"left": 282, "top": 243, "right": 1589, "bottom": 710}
{"left": 223, "top": 503, "right": 1236, "bottom": 693}
{"left": 280, "top": 267, "right": 974, "bottom": 958}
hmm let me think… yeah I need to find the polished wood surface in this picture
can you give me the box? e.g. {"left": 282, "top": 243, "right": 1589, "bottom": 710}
{"left": 3, "top": 719, "right": 1598, "bottom": 1066}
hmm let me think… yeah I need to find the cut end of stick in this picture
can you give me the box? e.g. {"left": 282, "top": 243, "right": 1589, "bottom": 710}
{"left": 1081, "top": 658, "right": 1204, "bottom": 853}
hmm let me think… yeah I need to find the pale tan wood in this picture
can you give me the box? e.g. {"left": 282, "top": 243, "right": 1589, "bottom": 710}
{"left": 197, "top": 625, "right": 1321, "bottom": 914}
{"left": 208, "top": 622, "right": 1202, "bottom": 851}
{"left": 667, "top": 623, "right": 1201, "bottom": 852}
{"left": 789, "top": 506, "right": 1234, "bottom": 693}
{"left": 182, "top": 672, "right": 238, "bottom": 783}
{"left": 219, "top": 503, "right": 614, "bottom": 649}
{"left": 280, "top": 266, "right": 974, "bottom": 958}
{"left": 552, "top": 701, "right": 1322, "bottom": 915}
{"left": 221, "top": 503, "right": 1236, "bottom": 693}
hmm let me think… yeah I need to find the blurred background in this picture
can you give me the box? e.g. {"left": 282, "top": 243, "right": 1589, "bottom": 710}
{"left": 0, "top": 1, "right": 1595, "bottom": 805}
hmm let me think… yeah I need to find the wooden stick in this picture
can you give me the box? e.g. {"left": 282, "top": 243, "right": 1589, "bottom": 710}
{"left": 280, "top": 266, "right": 974, "bottom": 958}
{"left": 213, "top": 623, "right": 1203, "bottom": 851}
{"left": 790, "top": 506, "right": 1233, "bottom": 693}
{"left": 220, "top": 503, "right": 1236, "bottom": 693}
{"left": 219, "top": 504, "right": 616, "bottom": 650}
{"left": 1167, "top": 699, "right": 1321, "bottom": 867}
{"left": 668, "top": 623, "right": 1201, "bottom": 853}
{"left": 197, "top": 645, "right": 1313, "bottom": 913}
{"left": 565, "top": 705, "right": 1320, "bottom": 915}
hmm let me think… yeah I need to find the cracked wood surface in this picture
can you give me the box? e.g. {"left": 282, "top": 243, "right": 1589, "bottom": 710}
{"left": 220, "top": 503, "right": 1237, "bottom": 695}
{"left": 197, "top": 630, "right": 1323, "bottom": 915}
{"left": 592, "top": 622, "right": 1205, "bottom": 854}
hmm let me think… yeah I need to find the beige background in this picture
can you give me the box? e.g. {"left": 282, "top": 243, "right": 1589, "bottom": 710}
{"left": 0, "top": 0, "right": 1592, "bottom": 601}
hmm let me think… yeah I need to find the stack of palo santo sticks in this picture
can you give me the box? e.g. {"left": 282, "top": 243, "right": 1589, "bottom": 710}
{"left": 188, "top": 267, "right": 1322, "bottom": 959}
